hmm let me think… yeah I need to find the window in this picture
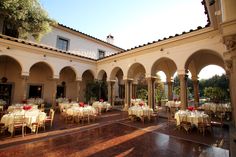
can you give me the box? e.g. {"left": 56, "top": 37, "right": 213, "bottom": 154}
{"left": 28, "top": 85, "right": 42, "bottom": 98}
{"left": 56, "top": 36, "right": 69, "bottom": 51}
{"left": 56, "top": 85, "right": 65, "bottom": 98}
{"left": 98, "top": 49, "right": 105, "bottom": 59}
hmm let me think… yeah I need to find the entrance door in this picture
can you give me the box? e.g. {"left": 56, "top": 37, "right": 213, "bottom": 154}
{"left": 56, "top": 85, "right": 65, "bottom": 98}
{"left": 0, "top": 83, "right": 12, "bottom": 107}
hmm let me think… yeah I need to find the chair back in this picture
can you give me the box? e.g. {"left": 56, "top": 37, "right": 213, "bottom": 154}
{"left": 13, "top": 115, "right": 25, "bottom": 125}
{"left": 49, "top": 109, "right": 55, "bottom": 120}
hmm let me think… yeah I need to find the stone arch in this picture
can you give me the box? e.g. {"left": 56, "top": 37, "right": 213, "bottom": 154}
{"left": 0, "top": 55, "right": 23, "bottom": 104}
{"left": 59, "top": 66, "right": 78, "bottom": 80}
{"left": 127, "top": 62, "right": 146, "bottom": 79}
{"left": 0, "top": 54, "right": 23, "bottom": 73}
{"left": 184, "top": 49, "right": 225, "bottom": 76}
{"left": 151, "top": 57, "right": 177, "bottom": 80}
{"left": 29, "top": 61, "right": 54, "bottom": 77}
{"left": 110, "top": 67, "right": 124, "bottom": 80}
{"left": 97, "top": 69, "right": 107, "bottom": 81}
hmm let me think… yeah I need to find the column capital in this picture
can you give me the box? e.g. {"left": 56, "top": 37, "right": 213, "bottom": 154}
{"left": 53, "top": 75, "right": 60, "bottom": 79}
{"left": 76, "top": 77, "right": 82, "bottom": 81}
{"left": 191, "top": 76, "right": 199, "bottom": 81}
{"left": 177, "top": 69, "right": 187, "bottom": 75}
{"left": 21, "top": 75, "right": 29, "bottom": 80}
{"left": 223, "top": 35, "right": 236, "bottom": 52}
{"left": 21, "top": 71, "right": 29, "bottom": 76}
{"left": 166, "top": 77, "right": 174, "bottom": 83}
{"left": 145, "top": 76, "right": 157, "bottom": 82}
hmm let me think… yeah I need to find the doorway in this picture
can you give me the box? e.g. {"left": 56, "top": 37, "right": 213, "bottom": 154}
{"left": 0, "top": 83, "right": 12, "bottom": 107}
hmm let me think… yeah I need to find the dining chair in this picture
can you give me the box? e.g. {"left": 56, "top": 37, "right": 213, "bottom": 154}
{"left": 179, "top": 114, "right": 191, "bottom": 133}
{"left": 12, "top": 115, "right": 26, "bottom": 137}
{"left": 45, "top": 109, "right": 55, "bottom": 128}
{"left": 0, "top": 122, "right": 7, "bottom": 137}
{"left": 150, "top": 111, "right": 159, "bottom": 122}
{"left": 32, "top": 114, "right": 46, "bottom": 134}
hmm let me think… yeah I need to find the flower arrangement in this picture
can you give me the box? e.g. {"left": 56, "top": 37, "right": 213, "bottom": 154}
{"left": 23, "top": 105, "right": 32, "bottom": 111}
{"left": 56, "top": 97, "right": 68, "bottom": 103}
{"left": 187, "top": 106, "right": 195, "bottom": 111}
{"left": 27, "top": 98, "right": 44, "bottom": 105}
{"left": 139, "top": 101, "right": 145, "bottom": 107}
{"left": 0, "top": 99, "right": 6, "bottom": 106}
{"left": 99, "top": 99, "right": 104, "bottom": 102}
{"left": 79, "top": 102, "right": 85, "bottom": 107}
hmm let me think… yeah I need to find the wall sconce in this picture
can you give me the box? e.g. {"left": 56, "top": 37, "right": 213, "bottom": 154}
{"left": 160, "top": 48, "right": 164, "bottom": 51}
{"left": 6, "top": 46, "right": 10, "bottom": 50}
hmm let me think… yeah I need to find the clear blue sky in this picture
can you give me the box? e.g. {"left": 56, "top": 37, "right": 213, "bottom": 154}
{"left": 39, "top": 0, "right": 225, "bottom": 79}
{"left": 39, "top": 0, "right": 207, "bottom": 49}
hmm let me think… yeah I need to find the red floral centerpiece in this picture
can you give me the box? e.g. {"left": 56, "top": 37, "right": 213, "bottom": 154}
{"left": 23, "top": 105, "right": 32, "bottom": 111}
{"left": 99, "top": 99, "right": 104, "bottom": 102}
{"left": 79, "top": 102, "right": 84, "bottom": 107}
{"left": 187, "top": 106, "right": 195, "bottom": 111}
{"left": 139, "top": 102, "right": 144, "bottom": 107}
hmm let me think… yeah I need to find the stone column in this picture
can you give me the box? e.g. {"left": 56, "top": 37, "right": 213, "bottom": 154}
{"left": 179, "top": 74, "right": 188, "bottom": 109}
{"left": 123, "top": 79, "right": 132, "bottom": 111}
{"left": 223, "top": 35, "right": 236, "bottom": 126}
{"left": 146, "top": 77, "right": 156, "bottom": 109}
{"left": 21, "top": 75, "right": 29, "bottom": 100}
{"left": 167, "top": 81, "right": 173, "bottom": 101}
{"left": 52, "top": 79, "right": 58, "bottom": 108}
{"left": 192, "top": 77, "right": 200, "bottom": 108}
{"left": 132, "top": 83, "right": 138, "bottom": 99}
{"left": 107, "top": 80, "right": 115, "bottom": 106}
{"left": 76, "top": 80, "right": 82, "bottom": 102}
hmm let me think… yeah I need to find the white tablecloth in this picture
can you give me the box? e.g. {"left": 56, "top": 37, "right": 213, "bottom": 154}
{"left": 1, "top": 109, "right": 46, "bottom": 133}
{"left": 59, "top": 102, "right": 79, "bottom": 112}
{"left": 92, "top": 101, "right": 111, "bottom": 111}
{"left": 65, "top": 106, "right": 96, "bottom": 117}
{"left": 165, "top": 101, "right": 181, "bottom": 108}
{"left": 175, "top": 110, "right": 209, "bottom": 127}
{"left": 128, "top": 106, "right": 153, "bottom": 119}
{"left": 200, "top": 103, "right": 231, "bottom": 113}
{"left": 7, "top": 104, "right": 38, "bottom": 112}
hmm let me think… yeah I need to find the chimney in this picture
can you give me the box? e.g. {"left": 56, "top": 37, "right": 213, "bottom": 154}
{"left": 106, "top": 34, "right": 114, "bottom": 44}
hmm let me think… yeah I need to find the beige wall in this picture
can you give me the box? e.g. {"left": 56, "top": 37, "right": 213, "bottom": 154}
{"left": 36, "top": 27, "right": 120, "bottom": 59}
{"left": 97, "top": 29, "right": 226, "bottom": 80}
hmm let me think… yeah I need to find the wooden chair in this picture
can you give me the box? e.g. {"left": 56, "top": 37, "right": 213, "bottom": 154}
{"left": 198, "top": 117, "right": 212, "bottom": 136}
{"left": 80, "top": 111, "right": 90, "bottom": 124}
{"left": 39, "top": 104, "right": 45, "bottom": 112}
{"left": 211, "top": 111, "right": 224, "bottom": 128}
{"left": 32, "top": 115, "right": 45, "bottom": 134}
{"left": 167, "top": 107, "right": 177, "bottom": 127}
{"left": 12, "top": 115, "right": 26, "bottom": 137}
{"left": 0, "top": 122, "right": 7, "bottom": 137}
{"left": 179, "top": 115, "right": 191, "bottom": 133}
{"left": 150, "top": 111, "right": 159, "bottom": 122}
{"left": 45, "top": 109, "right": 55, "bottom": 128}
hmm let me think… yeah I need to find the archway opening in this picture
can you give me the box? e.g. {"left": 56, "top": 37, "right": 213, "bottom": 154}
{"left": 0, "top": 55, "right": 22, "bottom": 106}
{"left": 58, "top": 66, "right": 77, "bottom": 99}
{"left": 28, "top": 62, "right": 53, "bottom": 103}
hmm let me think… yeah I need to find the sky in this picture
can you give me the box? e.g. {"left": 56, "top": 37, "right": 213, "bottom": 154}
{"left": 39, "top": 0, "right": 225, "bottom": 79}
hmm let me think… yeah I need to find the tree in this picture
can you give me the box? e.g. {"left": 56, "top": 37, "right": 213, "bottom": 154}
{"left": 0, "top": 0, "right": 55, "bottom": 40}
{"left": 155, "top": 75, "right": 165, "bottom": 105}
{"left": 203, "top": 87, "right": 226, "bottom": 103}
{"left": 199, "top": 74, "right": 229, "bottom": 99}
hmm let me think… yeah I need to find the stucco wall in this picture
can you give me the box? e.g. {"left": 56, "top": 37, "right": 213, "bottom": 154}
{"left": 37, "top": 27, "right": 120, "bottom": 59}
